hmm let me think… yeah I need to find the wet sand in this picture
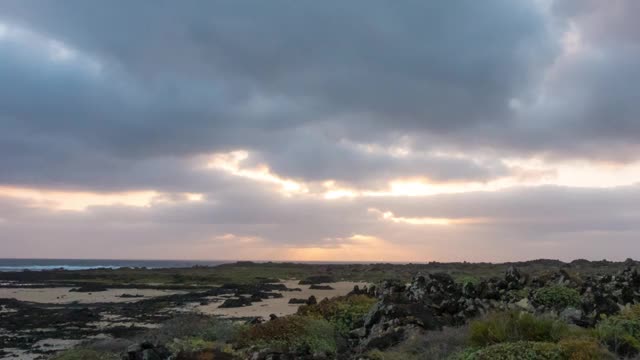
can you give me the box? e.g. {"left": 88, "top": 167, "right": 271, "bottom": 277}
{"left": 0, "top": 287, "right": 184, "bottom": 304}
{"left": 195, "top": 280, "right": 369, "bottom": 318}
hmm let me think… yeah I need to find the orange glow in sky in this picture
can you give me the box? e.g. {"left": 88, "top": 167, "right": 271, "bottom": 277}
{"left": 283, "top": 234, "right": 417, "bottom": 262}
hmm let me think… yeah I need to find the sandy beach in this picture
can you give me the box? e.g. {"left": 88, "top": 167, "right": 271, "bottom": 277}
{"left": 0, "top": 277, "right": 369, "bottom": 359}
{"left": 196, "top": 280, "right": 369, "bottom": 318}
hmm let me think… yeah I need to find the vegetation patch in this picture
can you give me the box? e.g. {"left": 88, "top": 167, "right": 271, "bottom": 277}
{"left": 51, "top": 348, "right": 119, "bottom": 360}
{"left": 596, "top": 304, "right": 640, "bottom": 357}
{"left": 297, "top": 294, "right": 376, "bottom": 335}
{"left": 143, "top": 314, "right": 244, "bottom": 345}
{"left": 366, "top": 326, "right": 469, "bottom": 360}
{"left": 534, "top": 286, "right": 581, "bottom": 309}
{"left": 453, "top": 341, "right": 565, "bottom": 360}
{"left": 236, "top": 315, "right": 336, "bottom": 355}
{"left": 469, "top": 311, "right": 569, "bottom": 346}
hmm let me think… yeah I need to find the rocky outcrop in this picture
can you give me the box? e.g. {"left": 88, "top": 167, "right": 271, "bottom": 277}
{"left": 288, "top": 298, "right": 308, "bottom": 304}
{"left": 348, "top": 285, "right": 376, "bottom": 297}
{"left": 248, "top": 349, "right": 330, "bottom": 360}
{"left": 125, "top": 341, "right": 171, "bottom": 360}
{"left": 577, "top": 266, "right": 640, "bottom": 325}
{"left": 220, "top": 297, "right": 253, "bottom": 308}
{"left": 350, "top": 278, "right": 441, "bottom": 353}
{"left": 306, "top": 295, "right": 317, "bottom": 305}
{"left": 351, "top": 266, "right": 640, "bottom": 354}
{"left": 288, "top": 295, "right": 317, "bottom": 305}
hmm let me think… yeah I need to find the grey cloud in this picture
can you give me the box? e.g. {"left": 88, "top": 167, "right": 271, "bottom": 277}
{"left": 3, "top": 184, "right": 640, "bottom": 260}
{"left": 247, "top": 128, "right": 511, "bottom": 186}
{"left": 2, "top": 1, "right": 640, "bottom": 261}
{"left": 366, "top": 185, "right": 640, "bottom": 232}
{"left": 0, "top": 0, "right": 559, "bottom": 190}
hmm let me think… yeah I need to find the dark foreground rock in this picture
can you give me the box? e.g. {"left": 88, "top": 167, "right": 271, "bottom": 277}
{"left": 119, "top": 293, "right": 145, "bottom": 298}
{"left": 125, "top": 342, "right": 171, "bottom": 360}
{"left": 288, "top": 298, "right": 308, "bottom": 304}
{"left": 350, "top": 265, "right": 640, "bottom": 354}
{"left": 220, "top": 297, "right": 253, "bottom": 308}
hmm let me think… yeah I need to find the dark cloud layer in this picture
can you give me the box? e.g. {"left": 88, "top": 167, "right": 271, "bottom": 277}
{"left": 0, "top": 0, "right": 563, "bottom": 189}
{"left": 1, "top": 1, "right": 640, "bottom": 260}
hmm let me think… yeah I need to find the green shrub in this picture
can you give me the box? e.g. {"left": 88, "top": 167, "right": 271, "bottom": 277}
{"left": 199, "top": 319, "right": 247, "bottom": 343}
{"left": 143, "top": 314, "right": 243, "bottom": 345}
{"left": 558, "top": 337, "right": 615, "bottom": 360}
{"left": 237, "top": 315, "right": 336, "bottom": 355}
{"left": 51, "top": 349, "right": 119, "bottom": 360}
{"left": 456, "top": 275, "right": 480, "bottom": 286}
{"left": 456, "top": 338, "right": 612, "bottom": 360}
{"left": 470, "top": 311, "right": 569, "bottom": 346}
{"left": 167, "top": 337, "right": 216, "bottom": 354}
{"left": 366, "top": 326, "right": 469, "bottom": 360}
{"left": 596, "top": 304, "right": 640, "bottom": 357}
{"left": 534, "top": 286, "right": 581, "bottom": 309}
{"left": 366, "top": 349, "right": 406, "bottom": 360}
{"left": 454, "top": 341, "right": 565, "bottom": 360}
{"left": 297, "top": 294, "right": 376, "bottom": 335}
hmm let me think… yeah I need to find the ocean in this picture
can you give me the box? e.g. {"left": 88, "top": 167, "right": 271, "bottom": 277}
{"left": 0, "top": 258, "right": 230, "bottom": 271}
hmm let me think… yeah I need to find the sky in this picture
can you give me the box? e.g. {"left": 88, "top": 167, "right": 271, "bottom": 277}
{"left": 1, "top": 0, "right": 640, "bottom": 262}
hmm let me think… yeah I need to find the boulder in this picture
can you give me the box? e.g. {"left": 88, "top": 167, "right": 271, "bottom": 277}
{"left": 287, "top": 298, "right": 307, "bottom": 304}
{"left": 560, "top": 307, "right": 583, "bottom": 325}
{"left": 306, "top": 295, "right": 317, "bottom": 305}
{"left": 515, "top": 298, "right": 534, "bottom": 312}
{"left": 124, "top": 342, "right": 171, "bottom": 360}
{"left": 219, "top": 297, "right": 252, "bottom": 308}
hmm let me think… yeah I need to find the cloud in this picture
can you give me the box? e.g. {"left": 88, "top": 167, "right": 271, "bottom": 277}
{"left": 0, "top": 0, "right": 560, "bottom": 190}
{"left": 3, "top": 181, "right": 640, "bottom": 261}
{"left": 1, "top": 1, "right": 640, "bottom": 261}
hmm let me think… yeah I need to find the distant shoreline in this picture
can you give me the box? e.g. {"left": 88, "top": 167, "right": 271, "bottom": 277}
{"left": 0, "top": 257, "right": 635, "bottom": 272}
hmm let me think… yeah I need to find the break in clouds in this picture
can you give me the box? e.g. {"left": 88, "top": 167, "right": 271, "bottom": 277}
{"left": 1, "top": 0, "right": 640, "bottom": 261}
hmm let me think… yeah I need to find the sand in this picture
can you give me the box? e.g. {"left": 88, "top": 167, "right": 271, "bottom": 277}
{"left": 195, "top": 280, "right": 369, "bottom": 318}
{"left": 0, "top": 287, "right": 184, "bottom": 304}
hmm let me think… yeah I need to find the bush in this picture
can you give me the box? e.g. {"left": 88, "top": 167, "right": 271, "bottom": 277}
{"left": 141, "top": 314, "right": 243, "bottom": 345}
{"left": 297, "top": 295, "right": 376, "bottom": 335}
{"left": 366, "top": 326, "right": 468, "bottom": 360}
{"left": 558, "top": 337, "right": 614, "bottom": 360}
{"left": 237, "top": 315, "right": 336, "bottom": 355}
{"left": 469, "top": 311, "right": 569, "bottom": 346}
{"left": 454, "top": 341, "right": 565, "bottom": 360}
{"left": 453, "top": 339, "right": 613, "bottom": 360}
{"left": 51, "top": 349, "right": 119, "bottom": 360}
{"left": 456, "top": 275, "right": 480, "bottom": 286}
{"left": 534, "top": 286, "right": 581, "bottom": 309}
{"left": 596, "top": 304, "right": 640, "bottom": 357}
{"left": 167, "top": 337, "right": 216, "bottom": 354}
